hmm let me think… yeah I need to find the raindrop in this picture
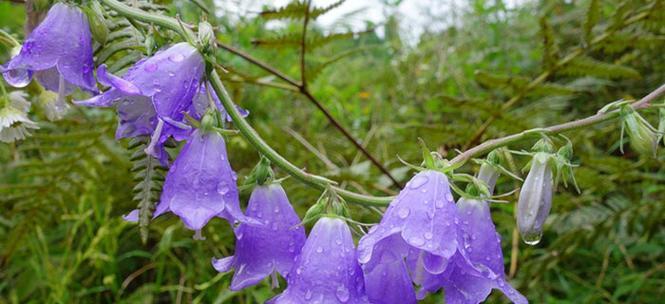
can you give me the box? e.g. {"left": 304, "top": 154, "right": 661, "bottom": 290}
{"left": 316, "top": 247, "right": 324, "bottom": 253}
{"left": 522, "top": 232, "right": 542, "bottom": 245}
{"left": 144, "top": 62, "right": 158, "bottom": 72}
{"left": 445, "top": 193, "right": 454, "bottom": 202}
{"left": 424, "top": 232, "right": 433, "bottom": 240}
{"left": 335, "top": 286, "right": 350, "bottom": 303}
{"left": 169, "top": 53, "right": 185, "bottom": 62}
{"left": 168, "top": 72, "right": 175, "bottom": 77}
{"left": 398, "top": 207, "right": 410, "bottom": 219}
{"left": 335, "top": 239, "right": 342, "bottom": 245}
{"left": 304, "top": 290, "right": 313, "bottom": 300}
{"left": 435, "top": 200, "right": 445, "bottom": 208}
{"left": 409, "top": 236, "right": 425, "bottom": 246}
{"left": 271, "top": 223, "right": 278, "bottom": 231}
{"left": 217, "top": 182, "right": 230, "bottom": 195}
{"left": 408, "top": 175, "right": 429, "bottom": 189}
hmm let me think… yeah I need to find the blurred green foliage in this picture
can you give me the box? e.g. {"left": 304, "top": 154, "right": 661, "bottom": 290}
{"left": 1, "top": 0, "right": 664, "bottom": 303}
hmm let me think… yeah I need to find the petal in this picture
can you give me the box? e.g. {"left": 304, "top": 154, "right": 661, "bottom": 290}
{"left": 34, "top": 67, "right": 77, "bottom": 94}
{"left": 159, "top": 130, "right": 238, "bottom": 230}
{"left": 97, "top": 64, "right": 141, "bottom": 95}
{"left": 211, "top": 256, "right": 235, "bottom": 273}
{"left": 122, "top": 209, "right": 139, "bottom": 223}
{"left": 363, "top": 250, "right": 416, "bottom": 304}
{"left": 75, "top": 88, "right": 125, "bottom": 107}
{"left": 457, "top": 198, "right": 505, "bottom": 276}
{"left": 277, "top": 218, "right": 369, "bottom": 303}
{"left": 115, "top": 95, "right": 158, "bottom": 139}
{"left": 122, "top": 42, "right": 204, "bottom": 121}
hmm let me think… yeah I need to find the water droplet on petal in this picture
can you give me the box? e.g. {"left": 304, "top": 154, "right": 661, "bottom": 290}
{"left": 305, "top": 290, "right": 313, "bottom": 300}
{"left": 409, "top": 175, "right": 429, "bottom": 189}
{"left": 169, "top": 53, "right": 185, "bottom": 62}
{"left": 217, "top": 182, "right": 230, "bottom": 195}
{"left": 445, "top": 193, "right": 454, "bottom": 202}
{"left": 316, "top": 246, "right": 324, "bottom": 253}
{"left": 435, "top": 200, "right": 445, "bottom": 208}
{"left": 409, "top": 236, "right": 425, "bottom": 246}
{"left": 424, "top": 232, "right": 433, "bottom": 240}
{"left": 336, "top": 286, "right": 350, "bottom": 303}
{"left": 144, "top": 62, "right": 158, "bottom": 72}
{"left": 398, "top": 207, "right": 410, "bottom": 219}
{"left": 522, "top": 232, "right": 542, "bottom": 245}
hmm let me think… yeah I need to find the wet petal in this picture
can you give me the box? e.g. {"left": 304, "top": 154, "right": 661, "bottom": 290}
{"left": 97, "top": 64, "right": 141, "bottom": 95}
{"left": 158, "top": 129, "right": 239, "bottom": 230}
{"left": 271, "top": 217, "right": 369, "bottom": 304}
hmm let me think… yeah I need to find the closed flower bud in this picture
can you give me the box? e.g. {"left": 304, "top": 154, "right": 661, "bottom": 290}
{"left": 622, "top": 107, "right": 658, "bottom": 157}
{"left": 198, "top": 21, "right": 216, "bottom": 52}
{"left": 517, "top": 152, "right": 553, "bottom": 245}
{"left": 83, "top": 1, "right": 109, "bottom": 45}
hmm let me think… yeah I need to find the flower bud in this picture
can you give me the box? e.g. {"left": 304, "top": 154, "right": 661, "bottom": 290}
{"left": 83, "top": 1, "right": 109, "bottom": 45}
{"left": 198, "top": 21, "right": 216, "bottom": 52}
{"left": 622, "top": 107, "right": 658, "bottom": 157}
{"left": 517, "top": 152, "right": 553, "bottom": 245}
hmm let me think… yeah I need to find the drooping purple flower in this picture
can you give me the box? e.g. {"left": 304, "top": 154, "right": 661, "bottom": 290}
{"left": 76, "top": 43, "right": 205, "bottom": 165}
{"left": 212, "top": 183, "right": 306, "bottom": 290}
{"left": 154, "top": 129, "right": 246, "bottom": 234}
{"left": 517, "top": 152, "right": 553, "bottom": 245}
{"left": 268, "top": 217, "right": 369, "bottom": 304}
{"left": 1, "top": 3, "right": 96, "bottom": 119}
{"left": 357, "top": 170, "right": 458, "bottom": 303}
{"left": 432, "top": 163, "right": 527, "bottom": 304}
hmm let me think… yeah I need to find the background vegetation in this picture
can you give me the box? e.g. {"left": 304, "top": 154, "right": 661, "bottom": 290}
{"left": 1, "top": 0, "right": 664, "bottom": 303}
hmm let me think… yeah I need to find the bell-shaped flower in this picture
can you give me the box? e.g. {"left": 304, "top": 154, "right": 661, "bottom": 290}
{"left": 212, "top": 183, "right": 306, "bottom": 290}
{"left": 0, "top": 91, "right": 38, "bottom": 143}
{"left": 76, "top": 43, "right": 205, "bottom": 165}
{"left": 1, "top": 3, "right": 96, "bottom": 118}
{"left": 433, "top": 163, "right": 527, "bottom": 304}
{"left": 357, "top": 170, "right": 460, "bottom": 303}
{"left": 154, "top": 128, "right": 247, "bottom": 235}
{"left": 517, "top": 152, "right": 553, "bottom": 245}
{"left": 268, "top": 217, "right": 369, "bottom": 304}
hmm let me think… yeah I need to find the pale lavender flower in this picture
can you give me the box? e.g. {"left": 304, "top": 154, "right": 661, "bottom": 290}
{"left": 212, "top": 183, "right": 306, "bottom": 290}
{"left": 268, "top": 217, "right": 369, "bottom": 304}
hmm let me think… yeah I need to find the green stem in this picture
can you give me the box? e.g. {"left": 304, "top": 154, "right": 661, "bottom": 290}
{"left": 100, "top": 0, "right": 665, "bottom": 207}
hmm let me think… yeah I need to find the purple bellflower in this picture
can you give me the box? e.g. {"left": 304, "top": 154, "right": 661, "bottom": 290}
{"left": 357, "top": 170, "right": 459, "bottom": 304}
{"left": 2, "top": 3, "right": 96, "bottom": 119}
{"left": 154, "top": 128, "right": 247, "bottom": 235}
{"left": 212, "top": 183, "right": 306, "bottom": 290}
{"left": 77, "top": 42, "right": 205, "bottom": 165}
{"left": 268, "top": 217, "right": 369, "bottom": 304}
{"left": 432, "top": 163, "right": 528, "bottom": 304}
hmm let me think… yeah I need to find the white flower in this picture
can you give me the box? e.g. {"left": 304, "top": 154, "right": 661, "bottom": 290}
{"left": 0, "top": 92, "right": 39, "bottom": 143}
{"left": 516, "top": 152, "right": 553, "bottom": 245}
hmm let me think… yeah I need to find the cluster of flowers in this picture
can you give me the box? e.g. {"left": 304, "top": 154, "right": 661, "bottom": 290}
{"left": 0, "top": 3, "right": 536, "bottom": 303}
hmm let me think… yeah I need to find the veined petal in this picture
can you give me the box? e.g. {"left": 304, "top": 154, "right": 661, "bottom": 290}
{"left": 270, "top": 217, "right": 369, "bottom": 304}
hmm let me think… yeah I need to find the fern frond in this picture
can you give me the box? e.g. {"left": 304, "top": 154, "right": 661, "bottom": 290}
{"left": 560, "top": 56, "right": 641, "bottom": 79}
{"left": 128, "top": 138, "right": 166, "bottom": 243}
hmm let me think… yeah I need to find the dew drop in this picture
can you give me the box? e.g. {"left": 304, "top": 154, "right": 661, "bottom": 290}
{"left": 335, "top": 239, "right": 342, "bottom": 245}
{"left": 316, "top": 246, "right": 324, "bottom": 253}
{"left": 398, "top": 207, "right": 410, "bottom": 219}
{"left": 335, "top": 286, "right": 350, "bottom": 303}
{"left": 169, "top": 53, "right": 185, "bottom": 62}
{"left": 409, "top": 236, "right": 425, "bottom": 246}
{"left": 424, "top": 232, "right": 433, "bottom": 240}
{"left": 435, "top": 200, "right": 445, "bottom": 208}
{"left": 144, "top": 62, "right": 158, "bottom": 72}
{"left": 522, "top": 232, "right": 542, "bottom": 245}
{"left": 445, "top": 193, "right": 454, "bottom": 202}
{"left": 408, "top": 175, "right": 429, "bottom": 189}
{"left": 217, "top": 182, "right": 230, "bottom": 195}
{"left": 304, "top": 290, "right": 313, "bottom": 300}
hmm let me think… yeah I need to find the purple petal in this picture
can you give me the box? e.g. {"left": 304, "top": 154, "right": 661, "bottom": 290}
{"left": 211, "top": 256, "right": 235, "bottom": 273}
{"left": 97, "top": 64, "right": 141, "bottom": 95}
{"left": 157, "top": 129, "right": 239, "bottom": 230}
{"left": 4, "top": 3, "right": 95, "bottom": 91}
{"left": 361, "top": 234, "right": 416, "bottom": 304}
{"left": 270, "top": 217, "right": 369, "bottom": 304}
{"left": 214, "top": 184, "right": 306, "bottom": 290}
{"left": 122, "top": 209, "right": 139, "bottom": 223}
{"left": 115, "top": 95, "right": 158, "bottom": 139}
